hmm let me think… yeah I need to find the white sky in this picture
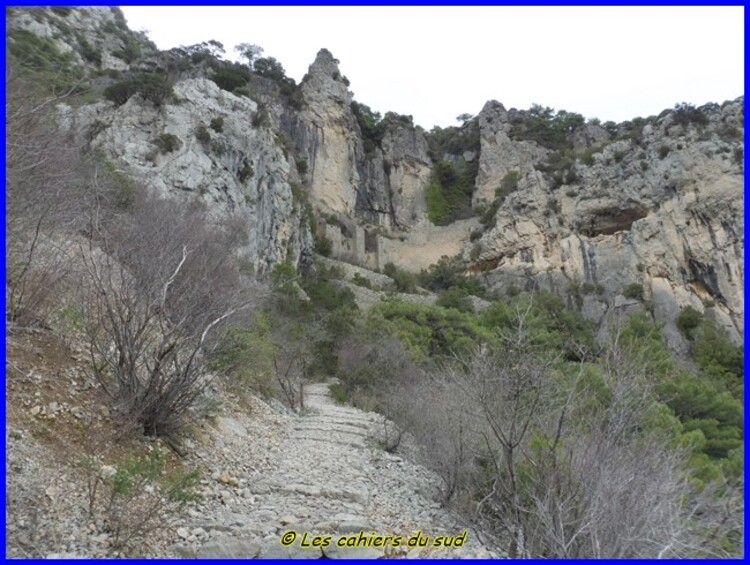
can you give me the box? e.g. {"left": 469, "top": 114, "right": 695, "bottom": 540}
{"left": 121, "top": 6, "right": 744, "bottom": 130}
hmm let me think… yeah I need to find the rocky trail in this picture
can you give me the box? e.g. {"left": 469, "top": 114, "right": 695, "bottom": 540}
{"left": 6, "top": 330, "right": 496, "bottom": 559}
{"left": 173, "top": 382, "right": 496, "bottom": 558}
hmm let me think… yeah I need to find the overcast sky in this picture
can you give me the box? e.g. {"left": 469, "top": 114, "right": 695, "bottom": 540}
{"left": 121, "top": 6, "right": 744, "bottom": 130}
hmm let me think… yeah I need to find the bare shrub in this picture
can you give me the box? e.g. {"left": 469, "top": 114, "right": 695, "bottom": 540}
{"left": 80, "top": 190, "right": 254, "bottom": 446}
{"left": 6, "top": 67, "right": 86, "bottom": 325}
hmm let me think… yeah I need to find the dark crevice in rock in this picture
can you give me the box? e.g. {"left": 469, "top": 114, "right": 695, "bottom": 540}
{"left": 577, "top": 205, "right": 648, "bottom": 237}
{"left": 688, "top": 258, "right": 724, "bottom": 303}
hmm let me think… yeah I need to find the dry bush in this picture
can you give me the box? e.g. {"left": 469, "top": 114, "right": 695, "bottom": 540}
{"left": 80, "top": 189, "right": 255, "bottom": 446}
{"left": 6, "top": 67, "right": 87, "bottom": 325}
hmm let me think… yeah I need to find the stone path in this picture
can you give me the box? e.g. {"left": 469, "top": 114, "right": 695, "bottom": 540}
{"left": 175, "top": 382, "right": 496, "bottom": 558}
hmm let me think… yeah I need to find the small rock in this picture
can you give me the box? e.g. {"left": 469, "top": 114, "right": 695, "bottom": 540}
{"left": 45, "top": 485, "right": 61, "bottom": 501}
{"left": 176, "top": 527, "right": 189, "bottom": 539}
{"left": 99, "top": 465, "right": 117, "bottom": 479}
{"left": 280, "top": 515, "right": 298, "bottom": 526}
{"left": 91, "top": 533, "right": 110, "bottom": 544}
{"left": 30, "top": 406, "right": 42, "bottom": 417}
{"left": 218, "top": 470, "right": 238, "bottom": 487}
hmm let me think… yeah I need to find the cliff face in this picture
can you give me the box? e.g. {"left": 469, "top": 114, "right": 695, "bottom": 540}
{"left": 290, "top": 49, "right": 431, "bottom": 230}
{"left": 10, "top": 7, "right": 743, "bottom": 343}
{"left": 469, "top": 100, "right": 744, "bottom": 349}
{"left": 69, "top": 78, "right": 313, "bottom": 274}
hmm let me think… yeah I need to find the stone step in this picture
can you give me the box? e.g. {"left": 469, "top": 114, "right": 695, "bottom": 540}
{"left": 292, "top": 425, "right": 369, "bottom": 438}
{"left": 286, "top": 435, "right": 367, "bottom": 449}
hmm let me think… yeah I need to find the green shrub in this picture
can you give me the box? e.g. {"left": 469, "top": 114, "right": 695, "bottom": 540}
{"left": 296, "top": 158, "right": 308, "bottom": 175}
{"left": 112, "top": 35, "right": 142, "bottom": 63}
{"left": 252, "top": 104, "right": 270, "bottom": 128}
{"left": 368, "top": 300, "right": 495, "bottom": 361}
{"left": 676, "top": 306, "right": 702, "bottom": 338}
{"left": 153, "top": 133, "right": 181, "bottom": 153}
{"left": 718, "top": 124, "right": 741, "bottom": 141}
{"left": 239, "top": 160, "right": 254, "bottom": 182}
{"left": 253, "top": 56, "right": 286, "bottom": 81}
{"left": 479, "top": 292, "right": 597, "bottom": 360}
{"left": 212, "top": 62, "right": 251, "bottom": 92}
{"left": 392, "top": 269, "right": 417, "bottom": 294}
{"left": 581, "top": 281, "right": 598, "bottom": 294}
{"left": 195, "top": 124, "right": 211, "bottom": 144}
{"left": 495, "top": 170, "right": 521, "bottom": 204}
{"left": 658, "top": 145, "right": 670, "bottom": 159}
{"left": 351, "top": 101, "right": 385, "bottom": 154}
{"left": 426, "top": 160, "right": 475, "bottom": 225}
{"left": 508, "top": 104, "right": 584, "bottom": 152}
{"left": 209, "top": 314, "right": 276, "bottom": 395}
{"left": 672, "top": 102, "right": 709, "bottom": 128}
{"left": 691, "top": 320, "right": 743, "bottom": 395}
{"left": 537, "top": 151, "right": 577, "bottom": 189}
{"left": 423, "top": 120, "right": 480, "bottom": 225}
{"left": 104, "top": 74, "right": 172, "bottom": 107}
{"left": 82, "top": 448, "right": 200, "bottom": 550}
{"left": 382, "top": 262, "right": 398, "bottom": 278}
{"left": 351, "top": 273, "right": 372, "bottom": 289}
{"left": 315, "top": 233, "right": 333, "bottom": 257}
{"left": 436, "top": 286, "right": 475, "bottom": 313}
{"left": 426, "top": 118, "right": 479, "bottom": 162}
{"left": 381, "top": 263, "right": 417, "bottom": 293}
{"left": 209, "top": 116, "right": 224, "bottom": 132}
{"left": 104, "top": 80, "right": 137, "bottom": 106}
{"left": 579, "top": 145, "right": 606, "bottom": 166}
{"left": 77, "top": 34, "right": 102, "bottom": 67}
{"left": 480, "top": 201, "right": 500, "bottom": 228}
{"left": 303, "top": 278, "right": 358, "bottom": 314}
{"left": 329, "top": 382, "right": 349, "bottom": 404}
{"left": 623, "top": 283, "right": 644, "bottom": 301}
{"left": 418, "top": 255, "right": 483, "bottom": 295}
{"left": 7, "top": 28, "right": 87, "bottom": 94}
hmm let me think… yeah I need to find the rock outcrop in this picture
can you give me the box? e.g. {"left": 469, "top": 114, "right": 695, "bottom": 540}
{"left": 9, "top": 6, "right": 743, "bottom": 343}
{"left": 468, "top": 99, "right": 744, "bottom": 345}
{"left": 67, "top": 78, "right": 312, "bottom": 273}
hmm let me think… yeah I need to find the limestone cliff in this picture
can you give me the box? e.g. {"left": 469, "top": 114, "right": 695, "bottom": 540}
{"left": 9, "top": 6, "right": 743, "bottom": 344}
{"left": 468, "top": 100, "right": 744, "bottom": 348}
{"left": 9, "top": 7, "right": 314, "bottom": 275}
